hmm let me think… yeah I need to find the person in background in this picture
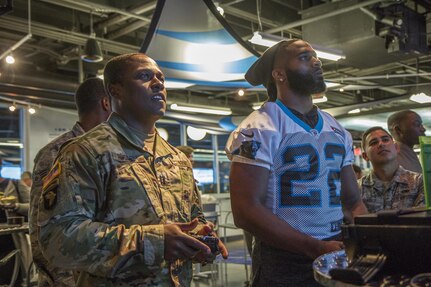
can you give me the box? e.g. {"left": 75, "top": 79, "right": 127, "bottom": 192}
{"left": 387, "top": 110, "right": 426, "bottom": 173}
{"left": 176, "top": 145, "right": 195, "bottom": 165}
{"left": 30, "top": 77, "right": 111, "bottom": 287}
{"left": 0, "top": 158, "right": 32, "bottom": 285}
{"left": 352, "top": 164, "right": 363, "bottom": 180}
{"left": 21, "top": 171, "right": 32, "bottom": 188}
{"left": 226, "top": 39, "right": 367, "bottom": 287}
{"left": 38, "top": 53, "right": 227, "bottom": 287}
{"left": 359, "top": 126, "right": 424, "bottom": 213}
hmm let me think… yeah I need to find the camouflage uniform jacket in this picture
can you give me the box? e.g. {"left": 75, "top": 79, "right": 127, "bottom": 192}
{"left": 30, "top": 122, "right": 84, "bottom": 286}
{"left": 38, "top": 112, "right": 206, "bottom": 287}
{"left": 358, "top": 166, "right": 424, "bottom": 213}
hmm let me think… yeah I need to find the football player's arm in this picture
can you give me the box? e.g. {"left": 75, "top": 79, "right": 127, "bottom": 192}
{"left": 340, "top": 165, "right": 368, "bottom": 223}
{"left": 230, "top": 162, "right": 343, "bottom": 259}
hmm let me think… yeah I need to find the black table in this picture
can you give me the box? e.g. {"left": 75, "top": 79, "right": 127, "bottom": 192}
{"left": 0, "top": 223, "right": 29, "bottom": 286}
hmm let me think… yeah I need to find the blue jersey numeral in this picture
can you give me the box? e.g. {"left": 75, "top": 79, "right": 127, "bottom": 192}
{"left": 280, "top": 143, "right": 345, "bottom": 207}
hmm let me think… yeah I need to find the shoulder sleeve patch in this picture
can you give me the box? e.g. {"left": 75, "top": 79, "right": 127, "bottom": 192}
{"left": 42, "top": 161, "right": 61, "bottom": 209}
{"left": 42, "top": 161, "right": 61, "bottom": 191}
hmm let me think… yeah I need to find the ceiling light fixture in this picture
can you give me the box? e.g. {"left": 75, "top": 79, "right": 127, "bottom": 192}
{"left": 249, "top": 32, "right": 346, "bottom": 61}
{"left": 312, "top": 95, "right": 328, "bottom": 104}
{"left": 410, "top": 92, "right": 431, "bottom": 103}
{"left": 164, "top": 80, "right": 193, "bottom": 89}
{"left": 0, "top": 0, "right": 32, "bottom": 63}
{"left": 28, "top": 106, "right": 36, "bottom": 114}
{"left": 81, "top": 12, "right": 103, "bottom": 63}
{"left": 157, "top": 128, "right": 169, "bottom": 141}
{"left": 5, "top": 54, "right": 15, "bottom": 64}
{"left": 170, "top": 103, "right": 232, "bottom": 115}
{"left": 348, "top": 108, "right": 361, "bottom": 114}
{"left": 187, "top": 126, "right": 207, "bottom": 141}
{"left": 253, "top": 95, "right": 327, "bottom": 110}
{"left": 9, "top": 103, "right": 16, "bottom": 111}
{"left": 325, "top": 82, "right": 341, "bottom": 88}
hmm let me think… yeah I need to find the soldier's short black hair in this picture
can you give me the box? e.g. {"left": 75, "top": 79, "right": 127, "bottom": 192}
{"left": 387, "top": 110, "right": 416, "bottom": 137}
{"left": 103, "top": 53, "right": 151, "bottom": 94}
{"left": 74, "top": 77, "right": 107, "bottom": 116}
{"left": 361, "top": 126, "right": 392, "bottom": 150}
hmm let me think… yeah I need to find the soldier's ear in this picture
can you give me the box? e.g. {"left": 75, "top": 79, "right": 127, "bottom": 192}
{"left": 101, "top": 96, "right": 110, "bottom": 112}
{"left": 394, "top": 125, "right": 402, "bottom": 136}
{"left": 394, "top": 141, "right": 400, "bottom": 153}
{"left": 362, "top": 151, "right": 369, "bottom": 161}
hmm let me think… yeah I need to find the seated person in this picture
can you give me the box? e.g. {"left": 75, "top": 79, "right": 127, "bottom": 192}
{"left": 0, "top": 159, "right": 33, "bottom": 284}
{"left": 21, "top": 171, "right": 32, "bottom": 188}
{"left": 359, "top": 126, "right": 424, "bottom": 213}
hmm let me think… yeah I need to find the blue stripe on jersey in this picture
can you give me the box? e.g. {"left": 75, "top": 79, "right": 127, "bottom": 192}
{"left": 275, "top": 99, "right": 323, "bottom": 133}
{"left": 315, "top": 111, "right": 323, "bottom": 132}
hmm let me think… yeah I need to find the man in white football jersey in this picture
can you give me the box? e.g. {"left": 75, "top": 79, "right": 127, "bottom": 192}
{"left": 226, "top": 39, "right": 367, "bottom": 286}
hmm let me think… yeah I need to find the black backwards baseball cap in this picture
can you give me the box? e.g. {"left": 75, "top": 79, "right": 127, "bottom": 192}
{"left": 245, "top": 39, "right": 299, "bottom": 100}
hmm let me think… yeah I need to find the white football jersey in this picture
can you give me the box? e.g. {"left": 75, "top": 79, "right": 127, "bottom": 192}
{"left": 226, "top": 100, "right": 354, "bottom": 239}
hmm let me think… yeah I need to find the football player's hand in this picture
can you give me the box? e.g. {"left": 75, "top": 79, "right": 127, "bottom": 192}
{"left": 308, "top": 240, "right": 344, "bottom": 259}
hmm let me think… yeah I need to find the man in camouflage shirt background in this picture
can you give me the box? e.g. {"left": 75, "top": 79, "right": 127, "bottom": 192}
{"left": 38, "top": 53, "right": 228, "bottom": 287}
{"left": 30, "top": 77, "right": 111, "bottom": 286}
{"left": 359, "top": 126, "right": 424, "bottom": 213}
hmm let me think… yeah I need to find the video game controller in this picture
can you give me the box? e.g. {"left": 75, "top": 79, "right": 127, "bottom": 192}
{"left": 192, "top": 234, "right": 220, "bottom": 254}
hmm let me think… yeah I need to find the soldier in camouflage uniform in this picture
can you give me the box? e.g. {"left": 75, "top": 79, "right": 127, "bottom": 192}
{"left": 30, "top": 77, "right": 111, "bottom": 286}
{"left": 38, "top": 53, "right": 228, "bottom": 287}
{"left": 359, "top": 126, "right": 424, "bottom": 213}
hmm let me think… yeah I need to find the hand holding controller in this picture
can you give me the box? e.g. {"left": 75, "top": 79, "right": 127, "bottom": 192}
{"left": 191, "top": 234, "right": 220, "bottom": 254}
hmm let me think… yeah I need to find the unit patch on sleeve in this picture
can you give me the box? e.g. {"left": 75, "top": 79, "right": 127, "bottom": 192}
{"left": 42, "top": 161, "right": 62, "bottom": 209}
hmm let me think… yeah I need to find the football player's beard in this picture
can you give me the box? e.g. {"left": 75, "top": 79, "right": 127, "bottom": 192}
{"left": 287, "top": 69, "right": 326, "bottom": 96}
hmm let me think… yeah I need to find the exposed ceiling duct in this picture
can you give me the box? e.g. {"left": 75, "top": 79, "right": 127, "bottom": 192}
{"left": 0, "top": 0, "right": 430, "bottom": 136}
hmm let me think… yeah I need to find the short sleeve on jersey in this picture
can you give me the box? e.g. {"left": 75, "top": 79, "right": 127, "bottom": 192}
{"left": 225, "top": 108, "right": 281, "bottom": 170}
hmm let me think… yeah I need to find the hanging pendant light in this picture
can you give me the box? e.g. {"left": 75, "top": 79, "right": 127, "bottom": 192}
{"left": 81, "top": 12, "right": 103, "bottom": 63}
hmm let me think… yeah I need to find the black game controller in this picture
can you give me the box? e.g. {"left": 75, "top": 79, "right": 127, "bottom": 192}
{"left": 192, "top": 234, "right": 220, "bottom": 254}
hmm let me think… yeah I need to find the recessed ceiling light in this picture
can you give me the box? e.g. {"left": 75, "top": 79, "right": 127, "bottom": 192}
{"left": 410, "top": 92, "right": 431, "bottom": 103}
{"left": 5, "top": 55, "right": 15, "bottom": 64}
